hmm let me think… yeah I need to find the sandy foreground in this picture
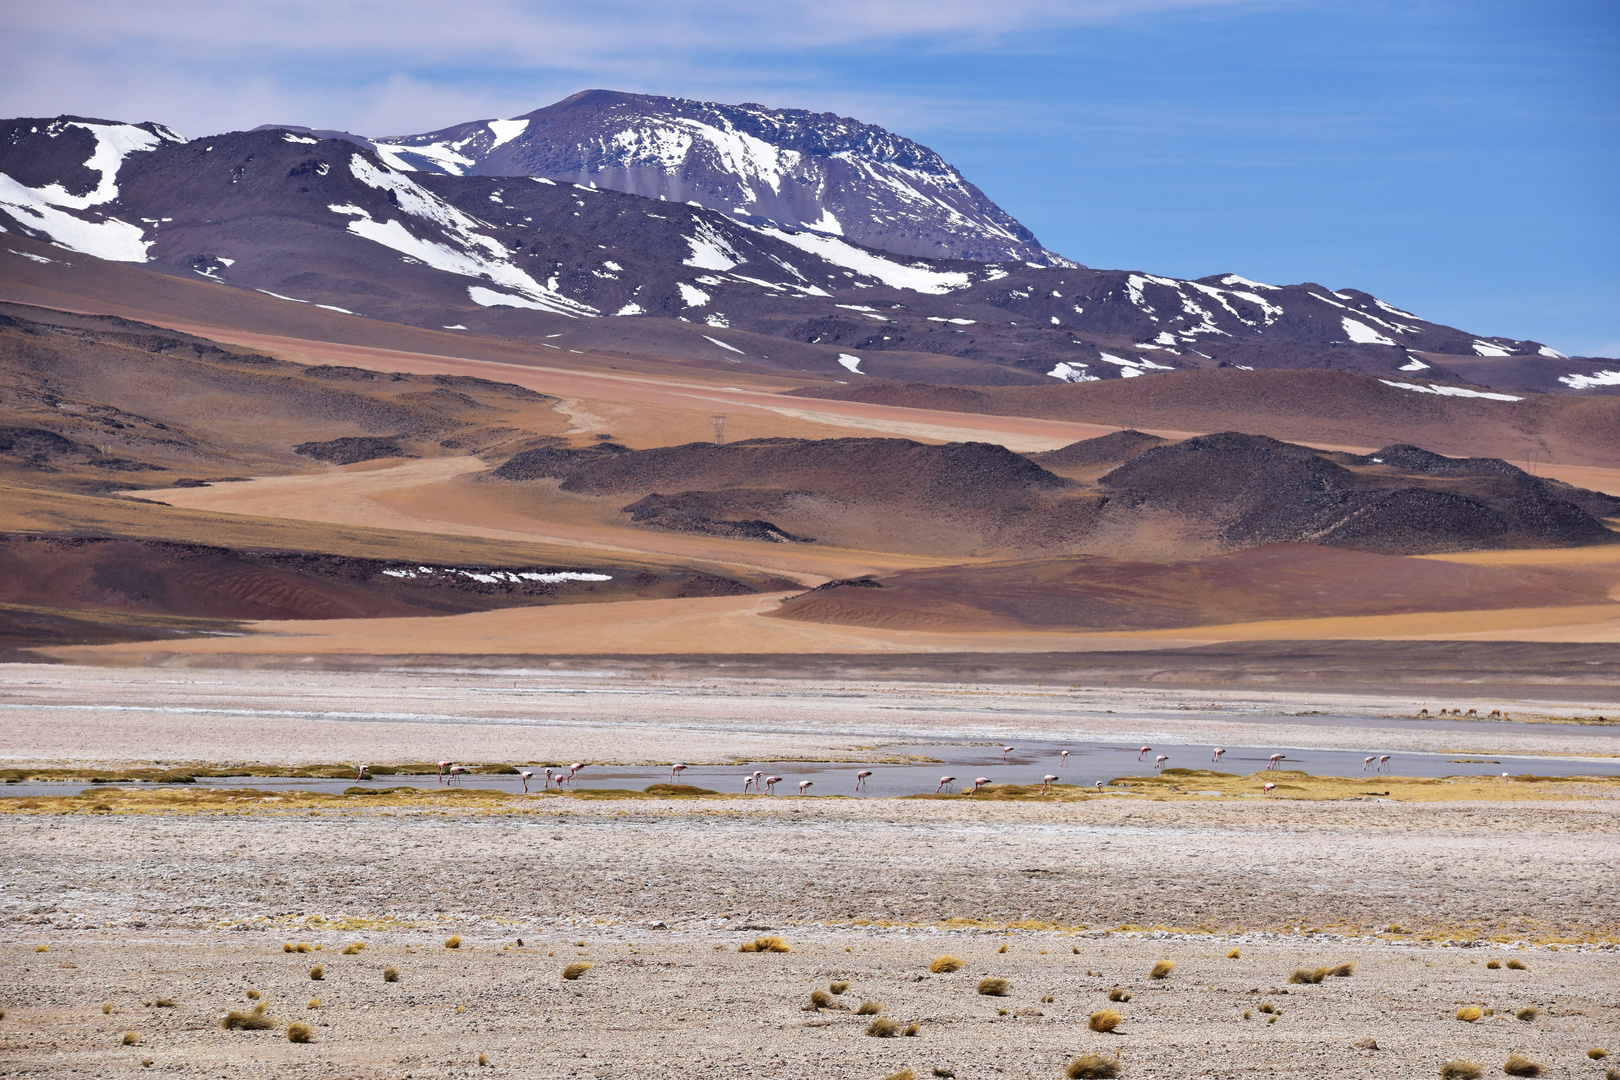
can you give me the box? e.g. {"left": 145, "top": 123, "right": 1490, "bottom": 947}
{"left": 3, "top": 665, "right": 1620, "bottom": 1078}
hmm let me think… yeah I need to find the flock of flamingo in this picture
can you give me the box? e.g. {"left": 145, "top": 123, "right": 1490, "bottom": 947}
{"left": 396, "top": 744, "right": 1410, "bottom": 796}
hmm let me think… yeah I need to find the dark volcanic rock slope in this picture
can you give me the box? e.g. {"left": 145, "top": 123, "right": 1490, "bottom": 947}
{"left": 2, "top": 114, "right": 1615, "bottom": 392}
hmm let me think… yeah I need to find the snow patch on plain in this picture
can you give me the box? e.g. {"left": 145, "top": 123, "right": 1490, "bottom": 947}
{"left": 703, "top": 335, "right": 744, "bottom": 355}
{"left": 837, "top": 353, "right": 864, "bottom": 374}
{"left": 1557, "top": 370, "right": 1620, "bottom": 390}
{"left": 1378, "top": 379, "right": 1523, "bottom": 402}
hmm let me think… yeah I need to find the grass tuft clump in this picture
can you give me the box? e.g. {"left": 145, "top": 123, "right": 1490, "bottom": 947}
{"left": 1089, "top": 1009, "right": 1123, "bottom": 1033}
{"left": 865, "top": 1016, "right": 902, "bottom": 1037}
{"left": 1440, "top": 1062, "right": 1483, "bottom": 1080}
{"left": 1502, "top": 1052, "right": 1543, "bottom": 1077}
{"left": 1227, "top": 948, "right": 1240, "bottom": 959}
{"left": 829, "top": 981, "right": 849, "bottom": 995}
{"left": 1515, "top": 1006, "right": 1539, "bottom": 1021}
{"left": 152, "top": 999, "right": 176, "bottom": 1008}
{"left": 309, "top": 965, "right": 324, "bottom": 981}
{"left": 222, "top": 1002, "right": 275, "bottom": 1030}
{"left": 883, "top": 1070, "right": 915, "bottom": 1080}
{"left": 977, "top": 977, "right": 1011, "bottom": 997}
{"left": 122, "top": 1031, "right": 139, "bottom": 1045}
{"left": 286, "top": 1021, "right": 313, "bottom": 1043}
{"left": 307, "top": 998, "right": 319, "bottom": 1009}
{"left": 1258, "top": 1002, "right": 1276, "bottom": 1014}
{"left": 1587, "top": 1049, "right": 1608, "bottom": 1060}
{"left": 1330, "top": 963, "right": 1354, "bottom": 977}
{"left": 561, "top": 962, "right": 593, "bottom": 980}
{"left": 444, "top": 935, "right": 462, "bottom": 949}
{"left": 1486, "top": 960, "right": 1501, "bottom": 969}
{"left": 1150, "top": 959, "right": 1175, "bottom": 979}
{"left": 1107, "top": 988, "right": 1131, "bottom": 1002}
{"left": 284, "top": 942, "right": 310, "bottom": 953}
{"left": 1505, "top": 959, "right": 1527, "bottom": 970}
{"left": 929, "top": 955, "right": 964, "bottom": 974}
{"left": 341, "top": 943, "right": 366, "bottom": 955}
{"left": 738, "top": 935, "right": 791, "bottom": 953}
{"left": 1455, "top": 1006, "right": 1482, "bottom": 1022}
{"left": 1066, "top": 1054, "right": 1122, "bottom": 1079}
{"left": 1289, "top": 967, "right": 1328, "bottom": 984}
{"left": 382, "top": 966, "right": 399, "bottom": 983}
{"left": 998, "top": 943, "right": 1008, "bottom": 954}
{"left": 245, "top": 990, "right": 260, "bottom": 1000}
{"left": 102, "top": 1002, "right": 115, "bottom": 1014}
{"left": 904, "top": 1021, "right": 920, "bottom": 1036}
{"left": 808, "top": 989, "right": 833, "bottom": 1010}
{"left": 856, "top": 1000, "right": 884, "bottom": 1016}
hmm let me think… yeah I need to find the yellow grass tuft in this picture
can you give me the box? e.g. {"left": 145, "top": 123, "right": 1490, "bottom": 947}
{"left": 929, "top": 955, "right": 964, "bottom": 974}
{"left": 245, "top": 990, "right": 260, "bottom": 1000}
{"left": 856, "top": 1000, "right": 884, "bottom": 1016}
{"left": 1066, "top": 1053, "right": 1122, "bottom": 1079}
{"left": 1107, "top": 988, "right": 1132, "bottom": 1002}
{"left": 122, "top": 1030, "right": 139, "bottom": 1045}
{"left": 904, "top": 1021, "right": 920, "bottom": 1036}
{"left": 1502, "top": 1052, "right": 1543, "bottom": 1077}
{"left": 998, "top": 943, "right": 1008, "bottom": 954}
{"left": 478, "top": 1053, "right": 489, "bottom": 1066}
{"left": 1243, "top": 1010, "right": 1252, "bottom": 1019}
{"left": 1440, "top": 1062, "right": 1483, "bottom": 1080}
{"left": 102, "top": 1002, "right": 114, "bottom": 1014}
{"left": 222, "top": 1003, "right": 275, "bottom": 1030}
{"left": 933, "top": 1069, "right": 955, "bottom": 1079}
{"left": 1258, "top": 1002, "right": 1276, "bottom": 1014}
{"left": 1486, "top": 960, "right": 1501, "bottom": 969}
{"left": 309, "top": 965, "right": 324, "bottom": 981}
{"left": 736, "top": 935, "right": 790, "bottom": 953}
{"left": 444, "top": 935, "right": 462, "bottom": 949}
{"left": 1455, "top": 1006, "right": 1483, "bottom": 1022}
{"left": 382, "top": 966, "right": 399, "bottom": 982}
{"left": 1227, "top": 948, "right": 1240, "bottom": 959}
{"left": 341, "top": 943, "right": 365, "bottom": 955}
{"left": 884, "top": 1070, "right": 916, "bottom": 1080}
{"left": 865, "top": 1016, "right": 902, "bottom": 1037}
{"left": 1330, "top": 963, "right": 1354, "bottom": 977}
{"left": 1586, "top": 1049, "right": 1607, "bottom": 1060}
{"left": 809, "top": 989, "right": 833, "bottom": 1010}
{"left": 561, "top": 962, "right": 593, "bottom": 980}
{"left": 1150, "top": 959, "right": 1175, "bottom": 979}
{"left": 1289, "top": 967, "right": 1328, "bottom": 984}
{"left": 307, "top": 998, "right": 320, "bottom": 1009}
{"left": 286, "top": 1021, "right": 313, "bottom": 1043}
{"left": 35, "top": 945, "right": 48, "bottom": 953}
{"left": 977, "top": 977, "right": 1011, "bottom": 997}
{"left": 152, "top": 999, "right": 176, "bottom": 1008}
{"left": 829, "top": 981, "right": 849, "bottom": 995}
{"left": 1506, "top": 959, "right": 1527, "bottom": 970}
{"left": 1088, "top": 1009, "right": 1123, "bottom": 1033}
{"left": 1072, "top": 945, "right": 1081, "bottom": 954}
{"left": 1515, "top": 1006, "right": 1539, "bottom": 1021}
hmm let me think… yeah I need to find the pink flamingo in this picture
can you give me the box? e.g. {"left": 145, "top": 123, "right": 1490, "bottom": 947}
{"left": 1211, "top": 748, "right": 1225, "bottom": 763}
{"left": 518, "top": 769, "right": 533, "bottom": 793}
{"left": 1377, "top": 755, "right": 1391, "bottom": 773}
{"left": 446, "top": 765, "right": 466, "bottom": 785}
{"left": 798, "top": 780, "right": 813, "bottom": 796}
{"left": 1040, "top": 774, "right": 1058, "bottom": 794}
{"left": 568, "top": 763, "right": 583, "bottom": 782}
{"left": 1263, "top": 781, "right": 1276, "bottom": 794}
{"left": 1500, "top": 772, "right": 1510, "bottom": 783}
{"left": 971, "top": 777, "right": 992, "bottom": 794}
{"left": 1153, "top": 755, "right": 1169, "bottom": 770}
{"left": 669, "top": 763, "right": 687, "bottom": 784}
{"left": 1137, "top": 746, "right": 1152, "bottom": 761}
{"left": 1060, "top": 750, "right": 1070, "bottom": 765}
{"left": 1266, "top": 754, "right": 1285, "bottom": 770}
{"left": 935, "top": 775, "right": 956, "bottom": 794}
{"left": 1093, "top": 780, "right": 1104, "bottom": 792}
{"left": 1363, "top": 756, "right": 1377, "bottom": 771}
{"left": 763, "top": 775, "right": 782, "bottom": 794}
{"left": 1001, "top": 746, "right": 1015, "bottom": 763}
{"left": 742, "top": 774, "right": 755, "bottom": 793}
{"left": 855, "top": 770, "right": 873, "bottom": 792}
{"left": 750, "top": 770, "right": 763, "bottom": 793}
{"left": 355, "top": 764, "right": 370, "bottom": 781}
{"left": 437, "top": 760, "right": 453, "bottom": 784}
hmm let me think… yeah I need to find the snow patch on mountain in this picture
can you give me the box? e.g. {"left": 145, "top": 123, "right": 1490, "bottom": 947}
{"left": 1342, "top": 317, "right": 1395, "bottom": 346}
{"left": 753, "top": 225, "right": 970, "bottom": 294}
{"left": 1558, "top": 370, "right": 1620, "bottom": 391}
{"left": 1379, "top": 380, "right": 1523, "bottom": 402}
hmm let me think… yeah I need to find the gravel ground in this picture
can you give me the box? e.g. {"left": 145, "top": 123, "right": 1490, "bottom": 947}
{"left": 3, "top": 796, "right": 1617, "bottom": 1078}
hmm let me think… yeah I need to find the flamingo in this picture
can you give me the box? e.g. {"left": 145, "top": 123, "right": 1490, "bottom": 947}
{"left": 1263, "top": 781, "right": 1276, "bottom": 794}
{"left": 798, "top": 780, "right": 813, "bottom": 796}
{"left": 855, "top": 769, "right": 873, "bottom": 792}
{"left": 1363, "top": 756, "right": 1377, "bottom": 772}
{"left": 568, "top": 763, "right": 584, "bottom": 783}
{"left": 750, "top": 770, "right": 763, "bottom": 793}
{"left": 518, "top": 770, "right": 533, "bottom": 793}
{"left": 1041, "top": 774, "right": 1058, "bottom": 794}
{"left": 1211, "top": 748, "right": 1225, "bottom": 763}
{"left": 1094, "top": 780, "right": 1104, "bottom": 792}
{"left": 355, "top": 764, "right": 370, "bottom": 782}
{"left": 1060, "top": 750, "right": 1070, "bottom": 765}
{"left": 446, "top": 765, "right": 466, "bottom": 785}
{"left": 742, "top": 774, "right": 755, "bottom": 794}
{"left": 1001, "top": 745, "right": 1015, "bottom": 763}
{"left": 1377, "top": 755, "right": 1391, "bottom": 773}
{"left": 935, "top": 775, "right": 956, "bottom": 794}
{"left": 437, "top": 760, "right": 453, "bottom": 784}
{"left": 1266, "top": 754, "right": 1285, "bottom": 770}
{"left": 971, "top": 777, "right": 992, "bottom": 794}
{"left": 764, "top": 775, "right": 782, "bottom": 795}
{"left": 669, "top": 763, "right": 687, "bottom": 784}
{"left": 1137, "top": 746, "right": 1152, "bottom": 761}
{"left": 1153, "top": 755, "right": 1169, "bottom": 770}
{"left": 1500, "top": 772, "right": 1510, "bottom": 783}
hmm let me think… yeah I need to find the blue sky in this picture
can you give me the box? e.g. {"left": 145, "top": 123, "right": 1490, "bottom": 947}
{"left": 2, "top": 0, "right": 1616, "bottom": 354}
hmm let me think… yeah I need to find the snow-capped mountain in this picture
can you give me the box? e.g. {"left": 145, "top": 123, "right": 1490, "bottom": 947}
{"left": 303, "top": 90, "right": 1069, "bottom": 267}
{"left": 2, "top": 114, "right": 1614, "bottom": 394}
